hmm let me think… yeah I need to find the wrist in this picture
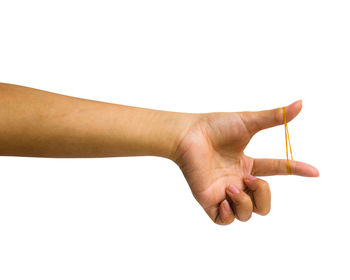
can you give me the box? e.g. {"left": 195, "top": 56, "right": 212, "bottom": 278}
{"left": 157, "top": 111, "right": 199, "bottom": 162}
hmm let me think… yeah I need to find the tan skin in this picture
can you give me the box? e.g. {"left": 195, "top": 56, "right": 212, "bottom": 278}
{"left": 0, "top": 83, "right": 319, "bottom": 225}
{"left": 175, "top": 101, "right": 319, "bottom": 224}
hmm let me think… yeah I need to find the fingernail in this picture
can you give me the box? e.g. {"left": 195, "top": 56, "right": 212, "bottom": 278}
{"left": 223, "top": 200, "right": 231, "bottom": 212}
{"left": 228, "top": 185, "right": 240, "bottom": 194}
{"left": 244, "top": 175, "right": 256, "bottom": 182}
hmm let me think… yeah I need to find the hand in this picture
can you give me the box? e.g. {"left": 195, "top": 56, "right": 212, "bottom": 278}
{"left": 174, "top": 100, "right": 319, "bottom": 225}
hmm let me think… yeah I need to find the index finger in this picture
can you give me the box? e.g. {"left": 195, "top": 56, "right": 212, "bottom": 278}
{"left": 252, "top": 158, "right": 319, "bottom": 177}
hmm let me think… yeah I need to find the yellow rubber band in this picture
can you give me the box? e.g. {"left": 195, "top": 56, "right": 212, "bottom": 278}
{"left": 283, "top": 107, "right": 293, "bottom": 174}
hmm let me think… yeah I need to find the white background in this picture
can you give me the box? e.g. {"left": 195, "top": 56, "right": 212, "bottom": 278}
{"left": 0, "top": 1, "right": 349, "bottom": 279}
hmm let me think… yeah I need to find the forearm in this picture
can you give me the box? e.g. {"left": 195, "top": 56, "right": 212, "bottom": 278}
{"left": 0, "top": 83, "right": 195, "bottom": 159}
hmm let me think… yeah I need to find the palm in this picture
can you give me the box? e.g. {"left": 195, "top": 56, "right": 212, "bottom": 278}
{"left": 175, "top": 101, "right": 319, "bottom": 224}
{"left": 177, "top": 112, "right": 254, "bottom": 221}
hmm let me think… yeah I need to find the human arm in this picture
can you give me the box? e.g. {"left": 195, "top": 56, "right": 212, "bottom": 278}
{"left": 0, "top": 83, "right": 193, "bottom": 159}
{"left": 0, "top": 83, "right": 319, "bottom": 225}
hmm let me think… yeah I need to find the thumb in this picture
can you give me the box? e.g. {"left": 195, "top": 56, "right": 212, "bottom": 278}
{"left": 239, "top": 100, "right": 302, "bottom": 134}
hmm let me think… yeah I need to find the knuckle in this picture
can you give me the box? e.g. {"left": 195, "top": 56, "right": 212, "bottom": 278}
{"left": 277, "top": 160, "right": 285, "bottom": 173}
{"left": 225, "top": 216, "right": 235, "bottom": 225}
{"left": 259, "top": 180, "right": 270, "bottom": 191}
{"left": 214, "top": 212, "right": 235, "bottom": 226}
{"left": 257, "top": 208, "right": 270, "bottom": 216}
{"left": 275, "top": 107, "right": 283, "bottom": 124}
{"left": 215, "top": 217, "right": 234, "bottom": 226}
{"left": 238, "top": 212, "right": 252, "bottom": 222}
{"left": 240, "top": 194, "right": 252, "bottom": 206}
{"left": 271, "top": 160, "right": 280, "bottom": 173}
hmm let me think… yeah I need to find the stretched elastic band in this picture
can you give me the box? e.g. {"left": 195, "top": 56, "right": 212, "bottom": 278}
{"left": 283, "top": 107, "right": 293, "bottom": 174}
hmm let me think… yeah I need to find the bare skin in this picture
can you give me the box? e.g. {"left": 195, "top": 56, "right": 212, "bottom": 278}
{"left": 0, "top": 83, "right": 319, "bottom": 225}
